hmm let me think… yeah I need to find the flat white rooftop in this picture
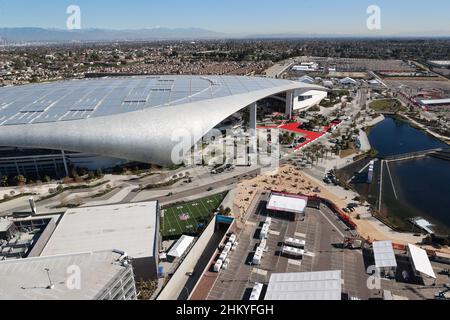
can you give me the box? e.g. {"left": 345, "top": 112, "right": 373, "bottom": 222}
{"left": 264, "top": 270, "right": 342, "bottom": 300}
{"left": 0, "top": 250, "right": 128, "bottom": 300}
{"left": 267, "top": 192, "right": 307, "bottom": 215}
{"left": 41, "top": 202, "right": 158, "bottom": 259}
{"left": 407, "top": 244, "right": 436, "bottom": 279}
{"left": 373, "top": 241, "right": 397, "bottom": 269}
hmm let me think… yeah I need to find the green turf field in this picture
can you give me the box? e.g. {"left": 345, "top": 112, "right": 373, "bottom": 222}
{"left": 160, "top": 192, "right": 228, "bottom": 238}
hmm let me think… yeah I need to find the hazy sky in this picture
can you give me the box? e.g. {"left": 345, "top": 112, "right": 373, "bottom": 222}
{"left": 0, "top": 0, "right": 449, "bottom": 35}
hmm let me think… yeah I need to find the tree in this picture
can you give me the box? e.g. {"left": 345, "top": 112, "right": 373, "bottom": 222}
{"left": 87, "top": 171, "right": 95, "bottom": 180}
{"left": 1, "top": 175, "right": 8, "bottom": 187}
{"left": 13, "top": 175, "right": 26, "bottom": 186}
{"left": 95, "top": 169, "right": 104, "bottom": 179}
{"left": 136, "top": 279, "right": 159, "bottom": 300}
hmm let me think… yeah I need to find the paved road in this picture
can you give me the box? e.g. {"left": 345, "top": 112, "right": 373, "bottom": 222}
{"left": 134, "top": 168, "right": 261, "bottom": 204}
{"left": 1, "top": 166, "right": 262, "bottom": 215}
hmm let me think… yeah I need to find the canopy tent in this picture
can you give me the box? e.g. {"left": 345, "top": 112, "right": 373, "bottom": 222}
{"left": 407, "top": 244, "right": 436, "bottom": 279}
{"left": 167, "top": 235, "right": 195, "bottom": 258}
{"left": 267, "top": 192, "right": 307, "bottom": 215}
{"left": 265, "top": 270, "right": 342, "bottom": 300}
{"left": 373, "top": 241, "right": 397, "bottom": 269}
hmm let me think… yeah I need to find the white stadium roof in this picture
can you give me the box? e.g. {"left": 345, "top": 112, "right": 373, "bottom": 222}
{"left": 267, "top": 192, "right": 307, "bottom": 215}
{"left": 373, "top": 241, "right": 397, "bottom": 269}
{"left": 41, "top": 202, "right": 159, "bottom": 259}
{"left": 0, "top": 75, "right": 325, "bottom": 166}
{"left": 264, "top": 270, "right": 342, "bottom": 300}
{"left": 0, "top": 75, "right": 300, "bottom": 125}
{"left": 418, "top": 98, "right": 450, "bottom": 106}
{"left": 407, "top": 244, "right": 436, "bottom": 279}
{"left": 167, "top": 235, "right": 195, "bottom": 258}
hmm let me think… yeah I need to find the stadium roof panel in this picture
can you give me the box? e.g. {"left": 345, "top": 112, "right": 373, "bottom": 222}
{"left": 0, "top": 75, "right": 294, "bottom": 126}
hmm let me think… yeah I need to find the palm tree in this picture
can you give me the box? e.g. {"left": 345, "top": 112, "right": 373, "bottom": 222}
{"left": 13, "top": 175, "right": 26, "bottom": 186}
{"left": 1, "top": 175, "right": 8, "bottom": 187}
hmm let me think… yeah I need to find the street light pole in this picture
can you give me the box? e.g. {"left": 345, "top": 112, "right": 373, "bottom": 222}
{"left": 44, "top": 268, "right": 54, "bottom": 289}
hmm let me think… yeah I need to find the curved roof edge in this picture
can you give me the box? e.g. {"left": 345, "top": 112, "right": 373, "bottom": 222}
{"left": 0, "top": 81, "right": 325, "bottom": 166}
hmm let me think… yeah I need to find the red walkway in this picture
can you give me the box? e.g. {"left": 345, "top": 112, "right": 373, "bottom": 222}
{"left": 259, "top": 120, "right": 341, "bottom": 151}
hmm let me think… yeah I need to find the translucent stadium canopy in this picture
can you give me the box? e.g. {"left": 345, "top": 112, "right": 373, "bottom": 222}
{"left": 0, "top": 75, "right": 326, "bottom": 165}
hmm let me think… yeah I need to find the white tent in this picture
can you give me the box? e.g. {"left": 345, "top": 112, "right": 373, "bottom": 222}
{"left": 373, "top": 241, "right": 397, "bottom": 269}
{"left": 265, "top": 270, "right": 342, "bottom": 300}
{"left": 167, "top": 235, "right": 195, "bottom": 258}
{"left": 298, "top": 75, "right": 315, "bottom": 84}
{"left": 340, "top": 77, "right": 357, "bottom": 85}
{"left": 407, "top": 244, "right": 436, "bottom": 279}
{"left": 267, "top": 192, "right": 307, "bottom": 215}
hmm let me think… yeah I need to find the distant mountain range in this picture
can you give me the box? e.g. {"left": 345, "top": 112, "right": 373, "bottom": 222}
{"left": 0, "top": 27, "right": 449, "bottom": 43}
{"left": 0, "top": 27, "right": 226, "bottom": 42}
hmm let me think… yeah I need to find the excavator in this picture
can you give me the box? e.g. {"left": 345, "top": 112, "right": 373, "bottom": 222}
{"left": 435, "top": 284, "right": 450, "bottom": 300}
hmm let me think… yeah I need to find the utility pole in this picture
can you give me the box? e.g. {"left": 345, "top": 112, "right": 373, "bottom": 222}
{"left": 44, "top": 268, "right": 55, "bottom": 290}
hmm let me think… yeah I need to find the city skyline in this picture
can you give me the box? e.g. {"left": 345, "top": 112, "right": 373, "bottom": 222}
{"left": 0, "top": 0, "right": 449, "bottom": 36}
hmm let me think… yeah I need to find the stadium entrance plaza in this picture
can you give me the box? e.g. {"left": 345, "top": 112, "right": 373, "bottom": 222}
{"left": 205, "top": 192, "right": 375, "bottom": 300}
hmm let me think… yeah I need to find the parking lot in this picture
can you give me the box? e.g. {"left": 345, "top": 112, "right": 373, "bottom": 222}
{"left": 206, "top": 194, "right": 376, "bottom": 300}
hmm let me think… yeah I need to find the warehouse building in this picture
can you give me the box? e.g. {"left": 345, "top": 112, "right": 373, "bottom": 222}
{"left": 0, "top": 250, "right": 137, "bottom": 300}
{"left": 40, "top": 201, "right": 160, "bottom": 280}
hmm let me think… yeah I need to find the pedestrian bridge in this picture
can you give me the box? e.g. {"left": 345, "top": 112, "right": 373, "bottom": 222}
{"left": 382, "top": 148, "right": 449, "bottom": 163}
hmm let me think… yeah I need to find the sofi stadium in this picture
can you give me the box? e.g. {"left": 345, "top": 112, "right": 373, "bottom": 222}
{"left": 0, "top": 75, "right": 326, "bottom": 177}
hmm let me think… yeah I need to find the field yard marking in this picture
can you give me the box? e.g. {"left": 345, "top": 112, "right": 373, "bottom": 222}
{"left": 191, "top": 198, "right": 206, "bottom": 221}
{"left": 200, "top": 198, "right": 213, "bottom": 217}
{"left": 162, "top": 192, "right": 227, "bottom": 237}
{"left": 173, "top": 206, "right": 187, "bottom": 235}
{"left": 167, "top": 208, "right": 180, "bottom": 235}
{"left": 185, "top": 203, "right": 200, "bottom": 230}
{"left": 163, "top": 208, "right": 176, "bottom": 236}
